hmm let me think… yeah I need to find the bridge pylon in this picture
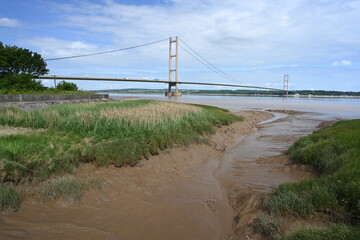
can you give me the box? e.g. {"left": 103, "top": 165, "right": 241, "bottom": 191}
{"left": 283, "top": 74, "right": 289, "bottom": 99}
{"left": 166, "top": 36, "right": 181, "bottom": 97}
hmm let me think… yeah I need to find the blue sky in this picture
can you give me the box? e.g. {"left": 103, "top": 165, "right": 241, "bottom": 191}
{"left": 1, "top": 0, "right": 359, "bottom": 91}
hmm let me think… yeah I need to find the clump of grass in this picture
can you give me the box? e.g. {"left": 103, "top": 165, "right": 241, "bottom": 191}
{"left": 269, "top": 120, "right": 360, "bottom": 220}
{"left": 264, "top": 119, "right": 360, "bottom": 239}
{"left": 0, "top": 131, "right": 89, "bottom": 182}
{"left": 254, "top": 214, "right": 282, "bottom": 239}
{"left": 266, "top": 178, "right": 337, "bottom": 217}
{"left": 0, "top": 184, "right": 21, "bottom": 211}
{"left": 280, "top": 224, "right": 360, "bottom": 240}
{"left": 84, "top": 177, "right": 103, "bottom": 191}
{"left": 0, "top": 100, "right": 242, "bottom": 183}
{"left": 41, "top": 176, "right": 103, "bottom": 203}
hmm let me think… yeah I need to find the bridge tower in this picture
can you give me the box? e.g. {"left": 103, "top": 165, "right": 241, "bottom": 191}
{"left": 283, "top": 74, "right": 289, "bottom": 99}
{"left": 166, "top": 36, "right": 181, "bottom": 97}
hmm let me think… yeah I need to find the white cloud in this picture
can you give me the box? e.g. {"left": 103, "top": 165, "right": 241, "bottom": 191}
{"left": 0, "top": 17, "right": 21, "bottom": 27}
{"left": 19, "top": 37, "right": 98, "bottom": 58}
{"left": 332, "top": 60, "right": 352, "bottom": 67}
{"left": 47, "top": 0, "right": 360, "bottom": 67}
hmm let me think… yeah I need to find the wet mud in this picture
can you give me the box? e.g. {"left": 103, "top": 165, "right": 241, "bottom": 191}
{"left": 0, "top": 110, "right": 330, "bottom": 240}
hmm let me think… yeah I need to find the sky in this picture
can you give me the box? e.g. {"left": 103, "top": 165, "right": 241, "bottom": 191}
{"left": 0, "top": 0, "right": 359, "bottom": 91}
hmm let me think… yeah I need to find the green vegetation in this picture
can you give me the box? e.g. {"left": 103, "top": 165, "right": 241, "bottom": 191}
{"left": 280, "top": 225, "right": 360, "bottom": 240}
{"left": 55, "top": 80, "right": 79, "bottom": 91}
{"left": 41, "top": 176, "right": 103, "bottom": 203}
{"left": 95, "top": 88, "right": 360, "bottom": 97}
{"left": 0, "top": 184, "right": 21, "bottom": 210}
{"left": 254, "top": 214, "right": 282, "bottom": 240}
{"left": 0, "top": 42, "right": 84, "bottom": 94}
{"left": 260, "top": 119, "right": 360, "bottom": 239}
{"left": 0, "top": 41, "right": 48, "bottom": 93}
{"left": 0, "top": 100, "right": 241, "bottom": 184}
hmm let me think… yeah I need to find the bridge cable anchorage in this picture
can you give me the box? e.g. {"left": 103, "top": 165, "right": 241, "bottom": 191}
{"left": 44, "top": 38, "right": 169, "bottom": 61}
{"left": 178, "top": 37, "right": 243, "bottom": 85}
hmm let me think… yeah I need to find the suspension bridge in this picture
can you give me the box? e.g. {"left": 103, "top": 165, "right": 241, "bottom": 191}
{"left": 38, "top": 37, "right": 287, "bottom": 97}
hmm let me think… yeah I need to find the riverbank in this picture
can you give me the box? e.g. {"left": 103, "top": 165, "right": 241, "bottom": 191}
{"left": 1, "top": 100, "right": 355, "bottom": 239}
{"left": 0, "top": 99, "right": 241, "bottom": 185}
{"left": 0, "top": 106, "right": 272, "bottom": 240}
{"left": 254, "top": 119, "right": 360, "bottom": 240}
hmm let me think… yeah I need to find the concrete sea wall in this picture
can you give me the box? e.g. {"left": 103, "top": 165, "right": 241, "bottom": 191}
{"left": 0, "top": 94, "right": 109, "bottom": 103}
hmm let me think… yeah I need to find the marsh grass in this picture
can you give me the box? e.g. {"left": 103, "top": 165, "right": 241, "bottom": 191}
{"left": 0, "top": 184, "right": 21, "bottom": 210}
{"left": 265, "top": 119, "right": 360, "bottom": 239}
{"left": 0, "top": 100, "right": 242, "bottom": 183}
{"left": 280, "top": 224, "right": 360, "bottom": 240}
{"left": 254, "top": 214, "right": 282, "bottom": 239}
{"left": 41, "top": 176, "right": 103, "bottom": 203}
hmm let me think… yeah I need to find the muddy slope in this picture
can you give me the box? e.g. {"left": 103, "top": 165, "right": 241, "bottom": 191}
{"left": 0, "top": 111, "right": 271, "bottom": 240}
{"left": 0, "top": 110, "right": 327, "bottom": 240}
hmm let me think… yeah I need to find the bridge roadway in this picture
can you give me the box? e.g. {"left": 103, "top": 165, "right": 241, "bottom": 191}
{"left": 37, "top": 75, "right": 282, "bottom": 91}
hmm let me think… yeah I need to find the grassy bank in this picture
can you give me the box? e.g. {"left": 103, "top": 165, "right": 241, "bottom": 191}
{"left": 258, "top": 119, "right": 360, "bottom": 239}
{"left": 0, "top": 100, "right": 241, "bottom": 210}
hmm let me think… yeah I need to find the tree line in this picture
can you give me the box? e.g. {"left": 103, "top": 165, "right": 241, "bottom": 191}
{"left": 0, "top": 42, "right": 78, "bottom": 93}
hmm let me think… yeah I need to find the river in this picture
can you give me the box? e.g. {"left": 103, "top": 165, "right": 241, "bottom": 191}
{"left": 110, "top": 93, "right": 360, "bottom": 119}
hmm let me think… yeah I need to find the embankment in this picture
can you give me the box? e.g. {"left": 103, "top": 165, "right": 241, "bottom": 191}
{"left": 254, "top": 119, "right": 360, "bottom": 240}
{"left": 0, "top": 94, "right": 109, "bottom": 110}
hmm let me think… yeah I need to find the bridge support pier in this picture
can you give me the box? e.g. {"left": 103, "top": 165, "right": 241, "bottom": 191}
{"left": 166, "top": 36, "right": 182, "bottom": 97}
{"left": 165, "top": 82, "right": 181, "bottom": 97}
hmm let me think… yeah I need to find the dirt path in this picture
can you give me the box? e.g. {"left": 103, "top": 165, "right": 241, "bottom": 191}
{"left": 0, "top": 110, "right": 326, "bottom": 240}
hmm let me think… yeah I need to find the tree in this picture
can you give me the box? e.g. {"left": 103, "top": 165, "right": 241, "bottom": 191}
{"left": 56, "top": 81, "right": 79, "bottom": 91}
{"left": 0, "top": 41, "right": 49, "bottom": 92}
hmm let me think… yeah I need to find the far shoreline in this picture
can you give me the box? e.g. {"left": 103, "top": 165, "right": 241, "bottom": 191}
{"left": 96, "top": 91, "right": 360, "bottom": 99}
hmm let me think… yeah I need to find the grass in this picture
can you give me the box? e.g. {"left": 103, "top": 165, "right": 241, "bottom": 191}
{"left": 0, "top": 99, "right": 241, "bottom": 184}
{"left": 254, "top": 214, "right": 282, "bottom": 239}
{"left": 261, "top": 119, "right": 360, "bottom": 239}
{"left": 0, "top": 184, "right": 21, "bottom": 210}
{"left": 280, "top": 224, "right": 360, "bottom": 240}
{"left": 41, "top": 176, "right": 103, "bottom": 203}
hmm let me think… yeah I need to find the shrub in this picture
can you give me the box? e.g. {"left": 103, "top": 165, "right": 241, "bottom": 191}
{"left": 55, "top": 81, "right": 78, "bottom": 91}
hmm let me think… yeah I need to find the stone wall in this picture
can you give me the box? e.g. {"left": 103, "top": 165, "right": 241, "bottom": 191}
{"left": 0, "top": 94, "right": 109, "bottom": 102}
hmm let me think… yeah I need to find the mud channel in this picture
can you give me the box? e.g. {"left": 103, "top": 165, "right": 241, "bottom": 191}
{"left": 0, "top": 110, "right": 333, "bottom": 240}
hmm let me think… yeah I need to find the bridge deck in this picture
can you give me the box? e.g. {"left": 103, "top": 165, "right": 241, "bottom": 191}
{"left": 37, "top": 76, "right": 282, "bottom": 91}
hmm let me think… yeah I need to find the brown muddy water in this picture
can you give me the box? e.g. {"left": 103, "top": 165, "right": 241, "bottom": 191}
{"left": 1, "top": 96, "right": 360, "bottom": 240}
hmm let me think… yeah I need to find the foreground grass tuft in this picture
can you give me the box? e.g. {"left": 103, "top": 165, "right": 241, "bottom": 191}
{"left": 0, "top": 100, "right": 242, "bottom": 183}
{"left": 254, "top": 214, "right": 282, "bottom": 239}
{"left": 41, "top": 176, "right": 103, "bottom": 203}
{"left": 280, "top": 224, "right": 360, "bottom": 240}
{"left": 264, "top": 119, "right": 360, "bottom": 239}
{"left": 0, "top": 184, "right": 21, "bottom": 210}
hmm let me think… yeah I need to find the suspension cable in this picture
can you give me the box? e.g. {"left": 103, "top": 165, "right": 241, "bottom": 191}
{"left": 178, "top": 37, "right": 242, "bottom": 84}
{"left": 44, "top": 38, "right": 169, "bottom": 61}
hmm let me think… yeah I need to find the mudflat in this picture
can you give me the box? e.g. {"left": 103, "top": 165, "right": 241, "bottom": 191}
{"left": 0, "top": 109, "right": 327, "bottom": 240}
